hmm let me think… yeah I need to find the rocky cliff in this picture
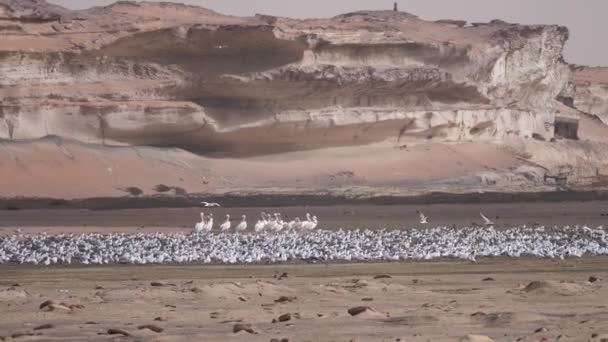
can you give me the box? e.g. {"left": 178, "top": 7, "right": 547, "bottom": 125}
{"left": 1, "top": 0, "right": 607, "bottom": 199}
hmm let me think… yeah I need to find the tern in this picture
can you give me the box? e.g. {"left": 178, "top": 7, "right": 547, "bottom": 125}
{"left": 480, "top": 212, "right": 494, "bottom": 226}
{"left": 417, "top": 211, "right": 428, "bottom": 224}
{"left": 201, "top": 201, "right": 220, "bottom": 207}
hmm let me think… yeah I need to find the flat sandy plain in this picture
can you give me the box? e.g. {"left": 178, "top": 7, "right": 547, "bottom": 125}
{"left": 0, "top": 259, "right": 607, "bottom": 341}
{"left": 1, "top": 202, "right": 608, "bottom": 341}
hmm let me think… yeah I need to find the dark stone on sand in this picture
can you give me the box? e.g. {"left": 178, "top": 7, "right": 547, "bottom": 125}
{"left": 11, "top": 332, "right": 37, "bottom": 339}
{"left": 278, "top": 313, "right": 292, "bottom": 322}
{"left": 374, "top": 274, "right": 392, "bottom": 279}
{"left": 589, "top": 276, "right": 600, "bottom": 283}
{"left": 107, "top": 328, "right": 131, "bottom": 336}
{"left": 482, "top": 277, "right": 495, "bottom": 282}
{"left": 138, "top": 324, "right": 164, "bottom": 333}
{"left": 39, "top": 300, "right": 54, "bottom": 310}
{"left": 348, "top": 306, "right": 372, "bottom": 316}
{"left": 275, "top": 296, "right": 297, "bottom": 303}
{"left": 33, "top": 324, "right": 54, "bottom": 330}
{"left": 233, "top": 323, "right": 256, "bottom": 334}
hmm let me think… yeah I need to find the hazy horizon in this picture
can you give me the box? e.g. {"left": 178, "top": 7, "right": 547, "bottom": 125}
{"left": 47, "top": 0, "right": 606, "bottom": 67}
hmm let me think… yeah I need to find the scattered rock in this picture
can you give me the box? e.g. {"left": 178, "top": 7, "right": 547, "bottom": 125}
{"left": 11, "top": 332, "right": 37, "bottom": 339}
{"left": 461, "top": 335, "right": 494, "bottom": 342}
{"left": 275, "top": 296, "right": 297, "bottom": 303}
{"left": 348, "top": 306, "right": 370, "bottom": 316}
{"left": 535, "top": 327, "right": 548, "bottom": 333}
{"left": 107, "top": 328, "right": 131, "bottom": 336}
{"left": 62, "top": 302, "right": 84, "bottom": 310}
{"left": 154, "top": 316, "right": 169, "bottom": 321}
{"left": 150, "top": 282, "right": 165, "bottom": 287}
{"left": 190, "top": 287, "right": 204, "bottom": 293}
{"left": 347, "top": 306, "right": 385, "bottom": 317}
{"left": 471, "top": 311, "right": 486, "bottom": 317}
{"left": 361, "top": 297, "right": 373, "bottom": 301}
{"left": 138, "top": 324, "right": 164, "bottom": 333}
{"left": 374, "top": 274, "right": 392, "bottom": 279}
{"left": 278, "top": 313, "right": 291, "bottom": 322}
{"left": 238, "top": 296, "right": 248, "bottom": 302}
{"left": 33, "top": 324, "right": 54, "bottom": 330}
{"left": 274, "top": 272, "right": 289, "bottom": 280}
{"left": 482, "top": 277, "right": 495, "bottom": 282}
{"left": 85, "top": 321, "right": 98, "bottom": 325}
{"left": 233, "top": 323, "right": 256, "bottom": 334}
{"left": 523, "top": 281, "right": 545, "bottom": 291}
{"left": 412, "top": 279, "right": 419, "bottom": 284}
{"left": 39, "top": 300, "right": 55, "bottom": 310}
{"left": 591, "top": 333, "right": 608, "bottom": 342}
{"left": 94, "top": 285, "right": 104, "bottom": 289}
{"left": 589, "top": 276, "right": 600, "bottom": 283}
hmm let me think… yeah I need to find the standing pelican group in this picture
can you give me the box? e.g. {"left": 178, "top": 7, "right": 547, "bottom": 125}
{"left": 194, "top": 212, "right": 318, "bottom": 234}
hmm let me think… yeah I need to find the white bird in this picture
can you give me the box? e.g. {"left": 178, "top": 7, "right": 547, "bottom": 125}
{"left": 235, "top": 215, "right": 247, "bottom": 232}
{"left": 286, "top": 217, "right": 300, "bottom": 230}
{"left": 201, "top": 201, "right": 220, "bottom": 207}
{"left": 194, "top": 212, "right": 205, "bottom": 233}
{"left": 254, "top": 212, "right": 267, "bottom": 233}
{"left": 480, "top": 212, "right": 494, "bottom": 226}
{"left": 220, "top": 214, "right": 231, "bottom": 232}
{"left": 308, "top": 215, "right": 318, "bottom": 230}
{"left": 204, "top": 213, "right": 214, "bottom": 231}
{"left": 300, "top": 213, "right": 314, "bottom": 230}
{"left": 417, "top": 211, "right": 428, "bottom": 224}
{"left": 272, "top": 213, "right": 284, "bottom": 232}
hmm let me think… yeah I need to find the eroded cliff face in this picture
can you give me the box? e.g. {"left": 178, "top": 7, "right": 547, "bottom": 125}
{"left": 0, "top": 0, "right": 606, "bottom": 198}
{"left": 560, "top": 66, "right": 608, "bottom": 124}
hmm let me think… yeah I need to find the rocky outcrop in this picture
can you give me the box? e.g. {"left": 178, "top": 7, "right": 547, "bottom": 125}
{"left": 0, "top": 0, "right": 607, "bottom": 198}
{"left": 560, "top": 65, "right": 608, "bottom": 124}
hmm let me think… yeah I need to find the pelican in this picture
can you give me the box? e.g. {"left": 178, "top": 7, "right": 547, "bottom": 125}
{"left": 204, "top": 213, "right": 214, "bottom": 231}
{"left": 201, "top": 201, "right": 220, "bottom": 207}
{"left": 194, "top": 212, "right": 205, "bottom": 233}
{"left": 309, "top": 215, "right": 318, "bottom": 230}
{"left": 220, "top": 214, "right": 231, "bottom": 232}
{"left": 480, "top": 212, "right": 494, "bottom": 226}
{"left": 235, "top": 215, "right": 247, "bottom": 232}
{"left": 417, "top": 211, "right": 428, "bottom": 224}
{"left": 300, "top": 213, "right": 314, "bottom": 230}
{"left": 254, "top": 212, "right": 267, "bottom": 233}
{"left": 286, "top": 217, "right": 300, "bottom": 230}
{"left": 272, "top": 213, "right": 284, "bottom": 232}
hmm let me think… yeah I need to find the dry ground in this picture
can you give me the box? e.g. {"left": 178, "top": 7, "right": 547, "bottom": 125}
{"left": 1, "top": 259, "right": 607, "bottom": 341}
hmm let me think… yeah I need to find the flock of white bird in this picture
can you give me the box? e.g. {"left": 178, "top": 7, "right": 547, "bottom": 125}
{"left": 0, "top": 224, "right": 607, "bottom": 265}
{"left": 193, "top": 212, "right": 318, "bottom": 234}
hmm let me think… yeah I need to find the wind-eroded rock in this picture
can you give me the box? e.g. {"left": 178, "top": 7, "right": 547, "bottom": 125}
{"left": 0, "top": 0, "right": 607, "bottom": 199}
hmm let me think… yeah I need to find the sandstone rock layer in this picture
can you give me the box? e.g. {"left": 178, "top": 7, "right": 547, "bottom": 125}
{"left": 1, "top": 1, "right": 607, "bottom": 198}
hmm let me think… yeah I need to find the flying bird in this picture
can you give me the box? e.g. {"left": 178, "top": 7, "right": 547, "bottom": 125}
{"left": 201, "top": 201, "right": 220, "bottom": 207}
{"left": 480, "top": 212, "right": 494, "bottom": 226}
{"left": 417, "top": 211, "right": 428, "bottom": 224}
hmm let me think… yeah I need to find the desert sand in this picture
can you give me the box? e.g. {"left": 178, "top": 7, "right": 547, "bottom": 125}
{"left": 0, "top": 258, "right": 607, "bottom": 341}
